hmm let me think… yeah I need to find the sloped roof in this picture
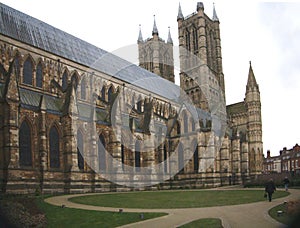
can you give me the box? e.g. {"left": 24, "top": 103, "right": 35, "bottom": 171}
{"left": 226, "top": 101, "right": 246, "bottom": 116}
{"left": 0, "top": 3, "right": 180, "bottom": 101}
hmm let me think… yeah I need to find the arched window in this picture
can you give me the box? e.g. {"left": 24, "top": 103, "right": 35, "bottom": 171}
{"left": 164, "top": 144, "right": 168, "bottom": 173}
{"left": 49, "top": 126, "right": 60, "bottom": 168}
{"left": 178, "top": 143, "right": 184, "bottom": 173}
{"left": 192, "top": 27, "right": 198, "bottom": 53}
{"left": 101, "top": 86, "right": 106, "bottom": 101}
{"left": 71, "top": 73, "right": 78, "bottom": 90}
{"left": 183, "top": 112, "right": 188, "bottom": 133}
{"left": 176, "top": 121, "right": 181, "bottom": 135}
{"left": 62, "top": 70, "right": 68, "bottom": 91}
{"left": 185, "top": 30, "right": 191, "bottom": 51}
{"left": 19, "top": 121, "right": 32, "bottom": 167}
{"left": 98, "top": 134, "right": 106, "bottom": 172}
{"left": 36, "top": 62, "right": 43, "bottom": 88}
{"left": 121, "top": 144, "right": 125, "bottom": 171}
{"left": 77, "top": 131, "right": 84, "bottom": 170}
{"left": 80, "top": 79, "right": 86, "bottom": 100}
{"left": 107, "top": 86, "right": 113, "bottom": 103}
{"left": 191, "top": 118, "right": 195, "bottom": 132}
{"left": 135, "top": 141, "right": 141, "bottom": 172}
{"left": 137, "top": 98, "right": 142, "bottom": 112}
{"left": 193, "top": 140, "right": 199, "bottom": 173}
{"left": 23, "top": 57, "right": 33, "bottom": 85}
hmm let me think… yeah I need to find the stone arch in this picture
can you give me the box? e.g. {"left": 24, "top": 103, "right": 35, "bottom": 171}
{"left": 70, "top": 71, "right": 79, "bottom": 89}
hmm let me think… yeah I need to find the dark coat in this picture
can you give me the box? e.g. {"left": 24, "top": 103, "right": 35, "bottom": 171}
{"left": 265, "top": 180, "right": 276, "bottom": 193}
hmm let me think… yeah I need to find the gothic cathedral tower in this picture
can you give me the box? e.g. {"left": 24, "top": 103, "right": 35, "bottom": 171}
{"left": 138, "top": 17, "right": 175, "bottom": 83}
{"left": 177, "top": 2, "right": 225, "bottom": 111}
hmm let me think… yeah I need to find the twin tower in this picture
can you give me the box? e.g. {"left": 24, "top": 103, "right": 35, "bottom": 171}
{"left": 138, "top": 2, "right": 225, "bottom": 111}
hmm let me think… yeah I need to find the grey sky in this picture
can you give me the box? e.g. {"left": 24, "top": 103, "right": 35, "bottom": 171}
{"left": 1, "top": 0, "right": 299, "bottom": 156}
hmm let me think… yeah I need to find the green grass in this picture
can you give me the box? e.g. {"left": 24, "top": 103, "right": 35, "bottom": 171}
{"left": 36, "top": 197, "right": 166, "bottom": 228}
{"left": 179, "top": 218, "right": 222, "bottom": 228}
{"left": 70, "top": 190, "right": 289, "bottom": 209}
{"left": 269, "top": 203, "right": 300, "bottom": 227}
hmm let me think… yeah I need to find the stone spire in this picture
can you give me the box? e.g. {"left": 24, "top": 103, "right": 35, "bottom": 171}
{"left": 152, "top": 15, "right": 158, "bottom": 36}
{"left": 138, "top": 24, "right": 143, "bottom": 43}
{"left": 167, "top": 27, "right": 173, "bottom": 44}
{"left": 212, "top": 3, "right": 219, "bottom": 21}
{"left": 247, "top": 61, "right": 259, "bottom": 90}
{"left": 177, "top": 3, "right": 184, "bottom": 21}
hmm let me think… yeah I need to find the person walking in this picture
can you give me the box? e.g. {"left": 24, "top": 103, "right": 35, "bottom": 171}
{"left": 265, "top": 178, "right": 276, "bottom": 202}
{"left": 283, "top": 176, "right": 290, "bottom": 191}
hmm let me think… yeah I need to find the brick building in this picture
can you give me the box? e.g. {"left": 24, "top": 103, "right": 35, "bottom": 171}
{"left": 263, "top": 144, "right": 300, "bottom": 174}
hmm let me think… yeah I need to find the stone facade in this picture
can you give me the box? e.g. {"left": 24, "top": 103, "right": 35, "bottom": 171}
{"left": 0, "top": 2, "right": 263, "bottom": 194}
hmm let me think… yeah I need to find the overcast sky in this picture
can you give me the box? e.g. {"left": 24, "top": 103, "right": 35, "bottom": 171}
{"left": 2, "top": 0, "right": 300, "bottom": 156}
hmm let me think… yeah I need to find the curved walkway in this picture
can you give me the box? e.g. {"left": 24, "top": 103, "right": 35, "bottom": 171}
{"left": 45, "top": 188, "right": 300, "bottom": 228}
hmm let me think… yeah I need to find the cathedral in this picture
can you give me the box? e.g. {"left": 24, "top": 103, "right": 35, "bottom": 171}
{"left": 0, "top": 2, "right": 263, "bottom": 194}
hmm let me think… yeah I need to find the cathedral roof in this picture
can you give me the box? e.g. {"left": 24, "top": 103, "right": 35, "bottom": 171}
{"left": 0, "top": 3, "right": 180, "bottom": 101}
{"left": 226, "top": 102, "right": 246, "bottom": 116}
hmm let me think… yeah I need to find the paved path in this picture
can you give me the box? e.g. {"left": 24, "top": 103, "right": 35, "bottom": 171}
{"left": 45, "top": 188, "right": 300, "bottom": 228}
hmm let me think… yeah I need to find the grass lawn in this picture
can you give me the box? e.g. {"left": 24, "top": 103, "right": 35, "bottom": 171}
{"left": 269, "top": 203, "right": 300, "bottom": 227}
{"left": 70, "top": 189, "right": 289, "bottom": 209}
{"left": 35, "top": 197, "right": 166, "bottom": 228}
{"left": 179, "top": 218, "right": 223, "bottom": 228}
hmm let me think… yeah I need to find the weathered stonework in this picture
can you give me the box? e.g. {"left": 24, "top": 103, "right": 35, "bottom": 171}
{"left": 0, "top": 2, "right": 263, "bottom": 194}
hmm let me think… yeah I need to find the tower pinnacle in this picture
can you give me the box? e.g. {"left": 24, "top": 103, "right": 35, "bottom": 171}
{"left": 212, "top": 3, "right": 219, "bottom": 21}
{"left": 138, "top": 24, "right": 143, "bottom": 43}
{"left": 247, "top": 61, "right": 259, "bottom": 90}
{"left": 152, "top": 15, "right": 158, "bottom": 36}
{"left": 167, "top": 26, "right": 173, "bottom": 44}
{"left": 177, "top": 3, "right": 184, "bottom": 21}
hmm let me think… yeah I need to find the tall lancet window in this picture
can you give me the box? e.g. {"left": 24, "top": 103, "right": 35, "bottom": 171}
{"left": 77, "top": 131, "right": 84, "bottom": 170}
{"left": 135, "top": 141, "right": 141, "bottom": 172}
{"left": 98, "top": 134, "right": 107, "bottom": 172}
{"left": 23, "top": 57, "right": 33, "bottom": 85}
{"left": 36, "top": 61, "right": 43, "bottom": 88}
{"left": 19, "top": 120, "right": 32, "bottom": 167}
{"left": 49, "top": 126, "right": 60, "bottom": 168}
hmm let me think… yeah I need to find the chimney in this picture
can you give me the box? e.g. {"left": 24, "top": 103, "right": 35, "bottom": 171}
{"left": 267, "top": 150, "right": 270, "bottom": 158}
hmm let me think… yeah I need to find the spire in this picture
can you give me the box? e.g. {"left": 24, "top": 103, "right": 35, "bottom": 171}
{"left": 167, "top": 27, "right": 173, "bottom": 44}
{"left": 247, "top": 61, "right": 259, "bottom": 89}
{"left": 152, "top": 15, "right": 158, "bottom": 36}
{"left": 138, "top": 24, "right": 143, "bottom": 43}
{"left": 212, "top": 3, "right": 219, "bottom": 21}
{"left": 177, "top": 2, "right": 184, "bottom": 21}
